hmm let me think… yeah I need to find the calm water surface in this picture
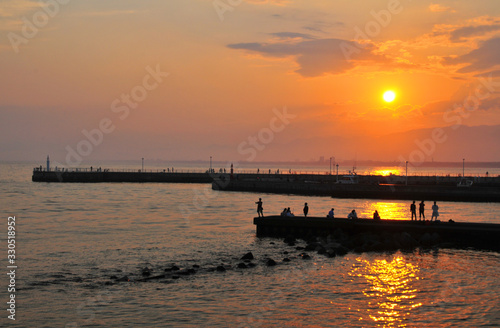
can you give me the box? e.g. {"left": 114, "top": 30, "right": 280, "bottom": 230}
{"left": 0, "top": 162, "right": 499, "bottom": 327}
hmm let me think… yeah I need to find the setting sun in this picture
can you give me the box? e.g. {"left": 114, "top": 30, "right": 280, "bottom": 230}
{"left": 383, "top": 90, "right": 396, "bottom": 103}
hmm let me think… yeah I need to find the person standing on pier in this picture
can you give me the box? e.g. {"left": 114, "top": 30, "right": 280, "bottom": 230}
{"left": 256, "top": 198, "right": 264, "bottom": 217}
{"left": 419, "top": 201, "right": 425, "bottom": 220}
{"left": 303, "top": 203, "right": 309, "bottom": 217}
{"left": 431, "top": 201, "right": 439, "bottom": 221}
{"left": 410, "top": 201, "right": 417, "bottom": 220}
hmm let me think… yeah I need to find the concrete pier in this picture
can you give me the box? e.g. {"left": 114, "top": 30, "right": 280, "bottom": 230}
{"left": 254, "top": 216, "right": 500, "bottom": 252}
{"left": 213, "top": 174, "right": 500, "bottom": 202}
{"left": 32, "top": 169, "right": 213, "bottom": 183}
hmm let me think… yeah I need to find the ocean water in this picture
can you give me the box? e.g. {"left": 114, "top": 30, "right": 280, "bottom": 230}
{"left": 0, "top": 162, "right": 499, "bottom": 327}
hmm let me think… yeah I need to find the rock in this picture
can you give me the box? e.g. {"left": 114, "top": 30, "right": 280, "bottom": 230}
{"left": 283, "top": 251, "right": 289, "bottom": 255}
{"left": 172, "top": 275, "right": 180, "bottom": 279}
{"left": 334, "top": 246, "right": 349, "bottom": 256}
{"left": 270, "top": 242, "right": 275, "bottom": 245}
{"left": 192, "top": 264, "right": 200, "bottom": 269}
{"left": 170, "top": 265, "right": 180, "bottom": 271}
{"left": 283, "top": 258, "right": 291, "bottom": 262}
{"left": 237, "top": 262, "right": 248, "bottom": 269}
{"left": 326, "top": 249, "right": 336, "bottom": 258}
{"left": 216, "top": 265, "right": 226, "bottom": 272}
{"left": 420, "top": 232, "right": 433, "bottom": 246}
{"left": 110, "top": 275, "right": 118, "bottom": 280}
{"left": 117, "top": 276, "right": 129, "bottom": 282}
{"left": 301, "top": 253, "right": 311, "bottom": 260}
{"left": 295, "top": 246, "right": 305, "bottom": 251}
{"left": 241, "top": 252, "right": 254, "bottom": 260}
{"left": 247, "top": 262, "right": 256, "bottom": 268}
{"left": 316, "top": 246, "right": 327, "bottom": 255}
{"left": 266, "top": 259, "right": 277, "bottom": 266}
{"left": 142, "top": 267, "right": 152, "bottom": 276}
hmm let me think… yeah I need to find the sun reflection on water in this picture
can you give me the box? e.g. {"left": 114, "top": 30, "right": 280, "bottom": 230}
{"left": 350, "top": 256, "right": 422, "bottom": 327}
{"left": 360, "top": 202, "right": 408, "bottom": 221}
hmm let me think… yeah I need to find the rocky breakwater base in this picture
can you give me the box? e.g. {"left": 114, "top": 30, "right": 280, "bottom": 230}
{"left": 254, "top": 216, "right": 500, "bottom": 253}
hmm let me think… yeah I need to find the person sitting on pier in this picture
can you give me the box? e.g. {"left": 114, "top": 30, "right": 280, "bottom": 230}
{"left": 431, "top": 201, "right": 439, "bottom": 221}
{"left": 256, "top": 198, "right": 264, "bottom": 217}
{"left": 286, "top": 207, "right": 294, "bottom": 217}
{"left": 419, "top": 201, "right": 425, "bottom": 220}
{"left": 328, "top": 208, "right": 335, "bottom": 219}
{"left": 303, "top": 203, "right": 309, "bottom": 217}
{"left": 373, "top": 210, "right": 381, "bottom": 220}
{"left": 348, "top": 210, "right": 358, "bottom": 219}
{"left": 280, "top": 208, "right": 287, "bottom": 216}
{"left": 410, "top": 201, "right": 417, "bottom": 221}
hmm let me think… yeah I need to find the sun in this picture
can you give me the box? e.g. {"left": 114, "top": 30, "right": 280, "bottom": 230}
{"left": 383, "top": 90, "right": 396, "bottom": 103}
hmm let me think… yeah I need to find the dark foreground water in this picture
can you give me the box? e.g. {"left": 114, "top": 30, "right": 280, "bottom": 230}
{"left": 1, "top": 163, "right": 499, "bottom": 327}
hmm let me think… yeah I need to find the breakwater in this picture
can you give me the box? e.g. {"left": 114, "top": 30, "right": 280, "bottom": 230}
{"left": 32, "top": 169, "right": 212, "bottom": 183}
{"left": 254, "top": 216, "right": 500, "bottom": 252}
{"left": 212, "top": 174, "right": 500, "bottom": 202}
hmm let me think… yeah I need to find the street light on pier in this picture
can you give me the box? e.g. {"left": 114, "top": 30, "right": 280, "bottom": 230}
{"left": 142, "top": 157, "right": 144, "bottom": 172}
{"left": 330, "top": 157, "right": 332, "bottom": 175}
{"left": 462, "top": 158, "right": 465, "bottom": 177}
{"left": 405, "top": 161, "right": 408, "bottom": 185}
{"left": 210, "top": 156, "right": 212, "bottom": 172}
{"left": 336, "top": 164, "right": 339, "bottom": 182}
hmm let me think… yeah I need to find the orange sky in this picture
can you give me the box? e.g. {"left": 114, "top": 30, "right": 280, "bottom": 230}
{"left": 1, "top": 0, "right": 500, "bottom": 165}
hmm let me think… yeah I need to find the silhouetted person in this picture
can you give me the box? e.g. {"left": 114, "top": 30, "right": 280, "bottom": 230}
{"left": 431, "top": 201, "right": 439, "bottom": 221}
{"left": 256, "top": 198, "right": 263, "bottom": 217}
{"left": 286, "top": 207, "right": 294, "bottom": 217}
{"left": 281, "top": 208, "right": 287, "bottom": 216}
{"left": 373, "top": 210, "right": 381, "bottom": 220}
{"left": 410, "top": 201, "right": 417, "bottom": 220}
{"left": 348, "top": 209, "right": 358, "bottom": 219}
{"left": 419, "top": 201, "right": 425, "bottom": 220}
{"left": 328, "top": 208, "right": 334, "bottom": 218}
{"left": 303, "top": 203, "right": 309, "bottom": 217}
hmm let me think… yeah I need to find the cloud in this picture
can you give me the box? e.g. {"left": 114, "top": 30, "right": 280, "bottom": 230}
{"left": 445, "top": 37, "right": 500, "bottom": 73}
{"left": 228, "top": 38, "right": 386, "bottom": 77}
{"left": 428, "top": 4, "right": 455, "bottom": 13}
{"left": 450, "top": 24, "right": 500, "bottom": 42}
{"left": 269, "top": 32, "right": 314, "bottom": 40}
{"left": 474, "top": 69, "right": 500, "bottom": 78}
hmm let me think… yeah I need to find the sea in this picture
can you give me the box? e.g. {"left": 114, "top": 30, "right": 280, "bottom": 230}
{"left": 0, "top": 161, "right": 499, "bottom": 327}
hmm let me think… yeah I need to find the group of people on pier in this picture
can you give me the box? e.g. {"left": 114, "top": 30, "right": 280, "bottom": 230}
{"left": 410, "top": 200, "right": 439, "bottom": 221}
{"left": 256, "top": 198, "right": 440, "bottom": 221}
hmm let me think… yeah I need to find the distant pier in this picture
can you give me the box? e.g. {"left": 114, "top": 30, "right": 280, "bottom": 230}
{"left": 33, "top": 167, "right": 500, "bottom": 202}
{"left": 32, "top": 168, "right": 213, "bottom": 183}
{"left": 213, "top": 173, "right": 500, "bottom": 202}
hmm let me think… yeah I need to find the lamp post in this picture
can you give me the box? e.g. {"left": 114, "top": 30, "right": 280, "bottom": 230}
{"left": 462, "top": 158, "right": 465, "bottom": 177}
{"left": 142, "top": 158, "right": 144, "bottom": 172}
{"left": 405, "top": 161, "right": 408, "bottom": 185}
{"left": 330, "top": 157, "right": 332, "bottom": 175}
{"left": 336, "top": 164, "right": 339, "bottom": 182}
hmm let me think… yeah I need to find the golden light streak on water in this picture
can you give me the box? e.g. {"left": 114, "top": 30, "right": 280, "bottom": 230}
{"left": 350, "top": 256, "right": 422, "bottom": 327}
{"left": 360, "top": 202, "right": 409, "bottom": 220}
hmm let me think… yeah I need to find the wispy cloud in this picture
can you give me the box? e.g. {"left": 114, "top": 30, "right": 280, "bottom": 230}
{"left": 429, "top": 3, "right": 456, "bottom": 13}
{"left": 445, "top": 37, "right": 500, "bottom": 73}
